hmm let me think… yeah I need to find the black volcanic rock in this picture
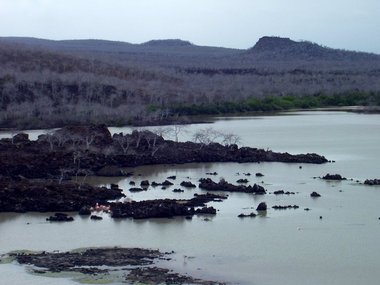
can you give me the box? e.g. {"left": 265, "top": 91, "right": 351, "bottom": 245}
{"left": 322, "top": 173, "right": 346, "bottom": 180}
{"left": 199, "top": 178, "right": 266, "bottom": 194}
{"left": 0, "top": 127, "right": 328, "bottom": 180}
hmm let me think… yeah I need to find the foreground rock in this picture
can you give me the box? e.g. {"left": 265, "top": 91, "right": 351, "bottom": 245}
{"left": 0, "top": 178, "right": 124, "bottom": 213}
{"left": 9, "top": 247, "right": 223, "bottom": 285}
{"left": 11, "top": 248, "right": 162, "bottom": 269}
{"left": 199, "top": 178, "right": 266, "bottom": 194}
{"left": 127, "top": 267, "right": 223, "bottom": 285}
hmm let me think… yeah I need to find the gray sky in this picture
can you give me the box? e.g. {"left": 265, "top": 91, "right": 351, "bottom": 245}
{"left": 1, "top": 0, "right": 379, "bottom": 53}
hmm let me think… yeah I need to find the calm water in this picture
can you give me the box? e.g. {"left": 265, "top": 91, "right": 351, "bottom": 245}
{"left": 1, "top": 111, "right": 380, "bottom": 285}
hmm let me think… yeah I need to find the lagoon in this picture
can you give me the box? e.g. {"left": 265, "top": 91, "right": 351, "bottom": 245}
{"left": 1, "top": 111, "right": 380, "bottom": 285}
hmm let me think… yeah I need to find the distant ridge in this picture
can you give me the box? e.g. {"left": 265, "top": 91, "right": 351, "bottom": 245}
{"left": 142, "top": 39, "right": 193, "bottom": 47}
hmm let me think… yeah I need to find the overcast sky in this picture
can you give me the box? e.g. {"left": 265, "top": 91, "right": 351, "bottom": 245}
{"left": 1, "top": 0, "right": 379, "bottom": 53}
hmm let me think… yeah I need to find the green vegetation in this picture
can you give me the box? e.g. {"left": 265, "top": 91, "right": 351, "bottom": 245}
{"left": 170, "top": 92, "right": 380, "bottom": 116}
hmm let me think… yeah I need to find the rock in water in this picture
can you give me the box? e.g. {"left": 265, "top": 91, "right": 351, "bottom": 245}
{"left": 256, "top": 202, "right": 267, "bottom": 211}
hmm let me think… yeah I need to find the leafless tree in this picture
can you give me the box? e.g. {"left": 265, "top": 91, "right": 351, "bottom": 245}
{"left": 169, "top": 124, "right": 188, "bottom": 142}
{"left": 114, "top": 133, "right": 132, "bottom": 154}
{"left": 221, "top": 133, "right": 241, "bottom": 146}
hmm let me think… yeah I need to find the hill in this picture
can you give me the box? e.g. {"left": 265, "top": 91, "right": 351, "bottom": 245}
{"left": 0, "top": 36, "right": 379, "bottom": 128}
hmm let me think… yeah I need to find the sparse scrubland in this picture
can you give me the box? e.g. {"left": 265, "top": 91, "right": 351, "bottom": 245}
{"left": 1, "top": 36, "right": 380, "bottom": 128}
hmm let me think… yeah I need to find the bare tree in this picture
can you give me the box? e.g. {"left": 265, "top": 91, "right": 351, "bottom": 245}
{"left": 221, "top": 133, "right": 241, "bottom": 146}
{"left": 193, "top": 127, "right": 240, "bottom": 148}
{"left": 114, "top": 133, "right": 132, "bottom": 154}
{"left": 192, "top": 127, "right": 221, "bottom": 147}
{"left": 83, "top": 134, "right": 95, "bottom": 150}
{"left": 132, "top": 129, "right": 144, "bottom": 148}
{"left": 44, "top": 131, "right": 57, "bottom": 151}
{"left": 169, "top": 124, "right": 188, "bottom": 142}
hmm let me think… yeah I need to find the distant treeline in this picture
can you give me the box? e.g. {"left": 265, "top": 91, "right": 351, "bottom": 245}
{"left": 170, "top": 92, "right": 380, "bottom": 115}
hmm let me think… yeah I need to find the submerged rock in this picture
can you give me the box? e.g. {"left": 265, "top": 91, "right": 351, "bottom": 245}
{"left": 238, "top": 212, "right": 257, "bottom": 218}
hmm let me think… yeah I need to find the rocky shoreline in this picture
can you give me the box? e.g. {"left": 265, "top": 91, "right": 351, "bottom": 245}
{"left": 0, "top": 124, "right": 329, "bottom": 215}
{"left": 0, "top": 124, "right": 328, "bottom": 180}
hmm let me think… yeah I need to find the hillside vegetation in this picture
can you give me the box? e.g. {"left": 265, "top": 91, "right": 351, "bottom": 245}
{"left": 1, "top": 36, "right": 380, "bottom": 128}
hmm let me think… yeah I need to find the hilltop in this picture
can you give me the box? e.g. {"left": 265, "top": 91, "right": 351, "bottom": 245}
{"left": 248, "top": 36, "right": 378, "bottom": 62}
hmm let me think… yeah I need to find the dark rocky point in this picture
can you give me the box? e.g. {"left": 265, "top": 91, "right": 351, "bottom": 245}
{"left": 310, "top": 191, "right": 321, "bottom": 197}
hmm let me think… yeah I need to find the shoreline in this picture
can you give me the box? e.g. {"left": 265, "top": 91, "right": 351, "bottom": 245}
{"left": 1, "top": 106, "right": 379, "bottom": 133}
